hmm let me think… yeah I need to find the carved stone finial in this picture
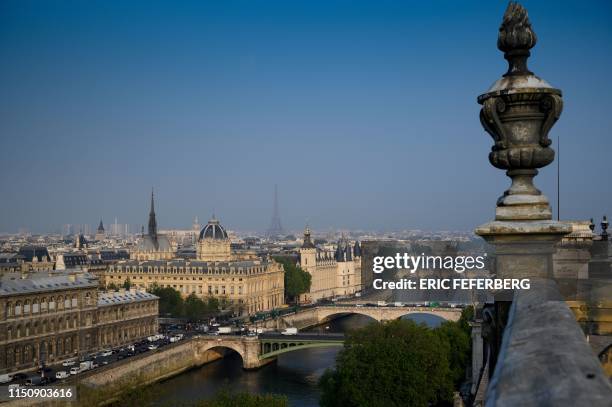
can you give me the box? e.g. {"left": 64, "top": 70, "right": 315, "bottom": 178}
{"left": 498, "top": 2, "right": 537, "bottom": 76}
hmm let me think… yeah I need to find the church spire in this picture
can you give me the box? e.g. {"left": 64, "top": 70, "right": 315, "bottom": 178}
{"left": 148, "top": 188, "right": 157, "bottom": 239}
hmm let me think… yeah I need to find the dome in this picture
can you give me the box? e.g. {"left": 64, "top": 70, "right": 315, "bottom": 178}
{"left": 199, "top": 216, "right": 228, "bottom": 240}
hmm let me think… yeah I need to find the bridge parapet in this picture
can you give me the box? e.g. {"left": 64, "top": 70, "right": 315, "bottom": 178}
{"left": 315, "top": 305, "right": 462, "bottom": 323}
{"left": 484, "top": 280, "right": 612, "bottom": 406}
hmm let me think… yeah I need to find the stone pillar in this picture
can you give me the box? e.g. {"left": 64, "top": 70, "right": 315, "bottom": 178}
{"left": 242, "top": 337, "right": 276, "bottom": 370}
{"left": 469, "top": 318, "right": 483, "bottom": 394}
{"left": 474, "top": 2, "right": 571, "bottom": 375}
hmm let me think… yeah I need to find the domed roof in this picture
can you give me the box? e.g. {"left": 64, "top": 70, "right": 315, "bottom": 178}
{"left": 199, "top": 216, "right": 228, "bottom": 240}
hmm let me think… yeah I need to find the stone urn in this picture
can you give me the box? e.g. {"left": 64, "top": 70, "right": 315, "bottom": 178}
{"left": 477, "top": 2, "right": 563, "bottom": 221}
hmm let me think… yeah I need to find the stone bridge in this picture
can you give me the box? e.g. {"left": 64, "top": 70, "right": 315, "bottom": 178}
{"left": 192, "top": 333, "right": 345, "bottom": 369}
{"left": 316, "top": 305, "right": 461, "bottom": 322}
{"left": 269, "top": 305, "right": 462, "bottom": 330}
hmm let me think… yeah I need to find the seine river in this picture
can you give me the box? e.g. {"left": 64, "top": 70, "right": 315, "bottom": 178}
{"left": 153, "top": 313, "right": 442, "bottom": 407}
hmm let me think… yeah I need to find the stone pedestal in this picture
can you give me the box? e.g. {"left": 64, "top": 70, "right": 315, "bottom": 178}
{"left": 476, "top": 220, "right": 571, "bottom": 280}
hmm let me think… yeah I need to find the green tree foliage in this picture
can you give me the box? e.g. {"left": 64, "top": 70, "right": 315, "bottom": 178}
{"left": 148, "top": 284, "right": 184, "bottom": 317}
{"left": 108, "top": 386, "right": 287, "bottom": 407}
{"left": 148, "top": 284, "right": 220, "bottom": 320}
{"left": 207, "top": 296, "right": 220, "bottom": 313}
{"left": 319, "top": 319, "right": 454, "bottom": 407}
{"left": 195, "top": 389, "right": 288, "bottom": 407}
{"left": 273, "top": 257, "right": 312, "bottom": 303}
{"left": 184, "top": 293, "right": 208, "bottom": 321}
{"left": 434, "top": 321, "right": 470, "bottom": 387}
{"left": 458, "top": 305, "right": 474, "bottom": 336}
{"left": 122, "top": 277, "right": 132, "bottom": 290}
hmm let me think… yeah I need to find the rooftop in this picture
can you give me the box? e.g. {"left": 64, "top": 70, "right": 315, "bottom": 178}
{"left": 0, "top": 272, "right": 98, "bottom": 296}
{"left": 98, "top": 290, "right": 158, "bottom": 307}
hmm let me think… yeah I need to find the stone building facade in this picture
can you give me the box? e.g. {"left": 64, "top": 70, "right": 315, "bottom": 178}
{"left": 96, "top": 290, "right": 158, "bottom": 349}
{"left": 103, "top": 258, "right": 284, "bottom": 315}
{"left": 298, "top": 227, "right": 362, "bottom": 303}
{"left": 106, "top": 216, "right": 285, "bottom": 315}
{"left": 0, "top": 272, "right": 158, "bottom": 374}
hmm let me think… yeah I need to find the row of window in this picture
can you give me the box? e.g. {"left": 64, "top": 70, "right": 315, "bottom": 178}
{"left": 6, "top": 316, "right": 81, "bottom": 340}
{"left": 4, "top": 293, "right": 94, "bottom": 319}
{"left": 110, "top": 265, "right": 267, "bottom": 275}
{"left": 1, "top": 336, "right": 77, "bottom": 369}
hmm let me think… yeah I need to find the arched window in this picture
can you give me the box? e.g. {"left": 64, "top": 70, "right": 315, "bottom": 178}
{"left": 71, "top": 295, "right": 77, "bottom": 308}
{"left": 49, "top": 297, "right": 56, "bottom": 311}
{"left": 85, "top": 292, "right": 92, "bottom": 306}
{"left": 15, "top": 301, "right": 22, "bottom": 316}
{"left": 32, "top": 299, "right": 40, "bottom": 313}
{"left": 40, "top": 297, "right": 47, "bottom": 312}
{"left": 64, "top": 297, "right": 71, "bottom": 309}
{"left": 23, "top": 300, "right": 30, "bottom": 314}
{"left": 6, "top": 302, "right": 12, "bottom": 318}
{"left": 57, "top": 296, "right": 64, "bottom": 310}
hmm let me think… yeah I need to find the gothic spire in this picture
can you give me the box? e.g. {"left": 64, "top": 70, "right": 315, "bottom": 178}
{"left": 148, "top": 188, "right": 157, "bottom": 238}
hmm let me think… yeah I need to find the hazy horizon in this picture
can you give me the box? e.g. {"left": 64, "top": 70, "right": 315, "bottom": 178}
{"left": 1, "top": 0, "right": 611, "bottom": 234}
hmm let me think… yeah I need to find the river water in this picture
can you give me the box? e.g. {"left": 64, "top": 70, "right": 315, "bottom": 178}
{"left": 153, "top": 313, "right": 443, "bottom": 407}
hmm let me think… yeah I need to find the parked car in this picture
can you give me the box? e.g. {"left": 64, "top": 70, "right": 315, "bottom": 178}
{"left": 25, "top": 375, "right": 43, "bottom": 386}
{"left": 0, "top": 374, "right": 12, "bottom": 383}
{"left": 69, "top": 367, "right": 80, "bottom": 375}
{"left": 99, "top": 350, "right": 113, "bottom": 357}
{"left": 148, "top": 344, "right": 158, "bottom": 350}
{"left": 62, "top": 359, "right": 77, "bottom": 367}
{"left": 56, "top": 371, "right": 69, "bottom": 380}
{"left": 12, "top": 373, "right": 27, "bottom": 381}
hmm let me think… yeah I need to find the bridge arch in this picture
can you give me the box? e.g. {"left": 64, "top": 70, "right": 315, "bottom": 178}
{"left": 196, "top": 341, "right": 247, "bottom": 368}
{"left": 399, "top": 312, "right": 448, "bottom": 327}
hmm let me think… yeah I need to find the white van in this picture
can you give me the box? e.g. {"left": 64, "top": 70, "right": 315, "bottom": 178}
{"left": 69, "top": 367, "right": 80, "bottom": 375}
{"left": 56, "top": 371, "right": 69, "bottom": 379}
{"left": 0, "top": 374, "right": 12, "bottom": 383}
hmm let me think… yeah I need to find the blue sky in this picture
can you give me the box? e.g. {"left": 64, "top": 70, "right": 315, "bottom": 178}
{"left": 0, "top": 0, "right": 611, "bottom": 233}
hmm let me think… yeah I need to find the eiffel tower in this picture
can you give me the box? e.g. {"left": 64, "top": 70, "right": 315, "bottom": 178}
{"left": 266, "top": 184, "right": 284, "bottom": 239}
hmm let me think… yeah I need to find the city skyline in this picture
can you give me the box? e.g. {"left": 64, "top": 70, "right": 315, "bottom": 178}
{"left": 1, "top": 0, "right": 611, "bottom": 233}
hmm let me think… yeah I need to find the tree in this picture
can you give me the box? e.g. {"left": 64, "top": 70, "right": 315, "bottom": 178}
{"left": 273, "top": 257, "right": 311, "bottom": 303}
{"left": 197, "top": 389, "right": 288, "bottom": 407}
{"left": 319, "top": 319, "right": 454, "bottom": 407}
{"left": 434, "top": 321, "right": 470, "bottom": 387}
{"left": 457, "top": 305, "right": 474, "bottom": 336}
{"left": 184, "top": 293, "right": 207, "bottom": 321}
{"left": 206, "top": 296, "right": 220, "bottom": 314}
{"left": 122, "top": 277, "right": 132, "bottom": 290}
{"left": 106, "top": 282, "right": 119, "bottom": 291}
{"left": 148, "top": 285, "right": 184, "bottom": 317}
